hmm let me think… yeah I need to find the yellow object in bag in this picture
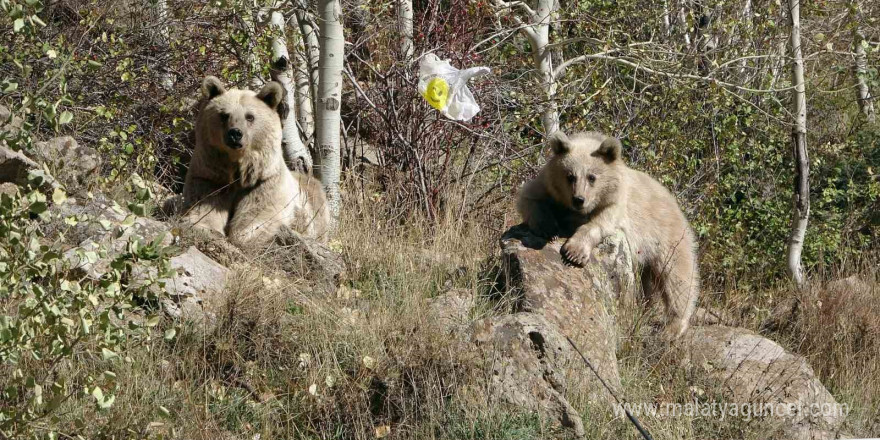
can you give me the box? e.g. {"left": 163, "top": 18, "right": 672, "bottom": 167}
{"left": 422, "top": 77, "right": 449, "bottom": 111}
{"left": 417, "top": 54, "right": 490, "bottom": 121}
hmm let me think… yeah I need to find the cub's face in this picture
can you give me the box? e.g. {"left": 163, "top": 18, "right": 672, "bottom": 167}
{"left": 198, "top": 76, "right": 288, "bottom": 153}
{"left": 543, "top": 131, "right": 623, "bottom": 214}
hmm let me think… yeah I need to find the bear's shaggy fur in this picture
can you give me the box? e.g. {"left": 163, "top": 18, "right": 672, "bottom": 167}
{"left": 517, "top": 131, "right": 699, "bottom": 339}
{"left": 182, "top": 76, "right": 330, "bottom": 247}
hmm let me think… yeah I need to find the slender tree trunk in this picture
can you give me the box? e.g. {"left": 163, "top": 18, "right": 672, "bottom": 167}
{"left": 397, "top": 0, "right": 414, "bottom": 60}
{"left": 153, "top": 0, "right": 174, "bottom": 91}
{"left": 268, "top": 9, "right": 312, "bottom": 173}
{"left": 314, "top": 0, "right": 344, "bottom": 218}
{"left": 521, "top": 0, "right": 558, "bottom": 136}
{"left": 662, "top": 0, "right": 671, "bottom": 37}
{"left": 786, "top": 0, "right": 809, "bottom": 287}
{"left": 294, "top": 35, "right": 316, "bottom": 152}
{"left": 296, "top": 4, "right": 321, "bottom": 107}
{"left": 852, "top": 29, "right": 876, "bottom": 123}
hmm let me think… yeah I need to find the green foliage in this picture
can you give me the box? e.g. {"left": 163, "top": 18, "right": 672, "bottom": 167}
{"left": 0, "top": 185, "right": 175, "bottom": 439}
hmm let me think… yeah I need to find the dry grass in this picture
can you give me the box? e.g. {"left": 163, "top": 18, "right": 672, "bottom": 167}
{"left": 23, "top": 189, "right": 879, "bottom": 439}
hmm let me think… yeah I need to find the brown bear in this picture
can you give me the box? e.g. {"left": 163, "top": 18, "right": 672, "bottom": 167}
{"left": 517, "top": 131, "right": 699, "bottom": 339}
{"left": 182, "top": 76, "right": 330, "bottom": 247}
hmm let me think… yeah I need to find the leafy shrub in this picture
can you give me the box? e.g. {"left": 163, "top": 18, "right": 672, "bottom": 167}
{"left": 0, "top": 184, "right": 175, "bottom": 439}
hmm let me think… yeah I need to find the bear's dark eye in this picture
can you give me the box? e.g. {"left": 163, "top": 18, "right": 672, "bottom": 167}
{"left": 219, "top": 112, "right": 230, "bottom": 122}
{"left": 587, "top": 174, "right": 597, "bottom": 184}
{"left": 245, "top": 113, "right": 255, "bottom": 123}
{"left": 567, "top": 173, "right": 576, "bottom": 184}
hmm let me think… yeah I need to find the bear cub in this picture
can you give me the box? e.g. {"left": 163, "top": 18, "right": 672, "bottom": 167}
{"left": 517, "top": 131, "right": 699, "bottom": 339}
{"left": 182, "top": 76, "right": 330, "bottom": 247}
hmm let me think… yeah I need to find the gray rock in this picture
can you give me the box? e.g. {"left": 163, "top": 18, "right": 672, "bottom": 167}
{"left": 0, "top": 104, "right": 23, "bottom": 141}
{"left": 0, "top": 145, "right": 60, "bottom": 191}
{"left": 0, "top": 182, "right": 18, "bottom": 196}
{"left": 50, "top": 193, "right": 172, "bottom": 278}
{"left": 683, "top": 325, "right": 845, "bottom": 440}
{"left": 161, "top": 246, "right": 230, "bottom": 328}
{"left": 427, "top": 288, "right": 476, "bottom": 334}
{"left": 270, "top": 228, "right": 344, "bottom": 290}
{"left": 32, "top": 136, "right": 101, "bottom": 187}
{"left": 468, "top": 313, "right": 589, "bottom": 438}
{"left": 459, "top": 224, "right": 632, "bottom": 437}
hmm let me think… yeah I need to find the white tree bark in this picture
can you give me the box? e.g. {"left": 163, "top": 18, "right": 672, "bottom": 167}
{"left": 296, "top": 4, "right": 321, "bottom": 106}
{"left": 493, "top": 0, "right": 558, "bottom": 136}
{"left": 269, "top": 9, "right": 312, "bottom": 173}
{"left": 786, "top": 0, "right": 809, "bottom": 288}
{"left": 852, "top": 24, "right": 876, "bottom": 123}
{"left": 294, "top": 35, "right": 316, "bottom": 152}
{"left": 397, "top": 0, "right": 414, "bottom": 60}
{"left": 153, "top": 0, "right": 174, "bottom": 91}
{"left": 850, "top": 9, "right": 877, "bottom": 123}
{"left": 314, "top": 0, "right": 344, "bottom": 218}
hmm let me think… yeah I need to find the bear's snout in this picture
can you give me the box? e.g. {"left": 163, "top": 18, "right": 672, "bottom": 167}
{"left": 225, "top": 128, "right": 244, "bottom": 149}
{"left": 572, "top": 195, "right": 585, "bottom": 208}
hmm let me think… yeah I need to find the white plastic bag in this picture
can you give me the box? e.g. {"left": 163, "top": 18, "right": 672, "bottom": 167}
{"left": 418, "top": 54, "right": 490, "bottom": 122}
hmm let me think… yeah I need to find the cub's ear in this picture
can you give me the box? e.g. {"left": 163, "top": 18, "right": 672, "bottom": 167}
{"left": 548, "top": 131, "right": 572, "bottom": 155}
{"left": 592, "top": 136, "right": 622, "bottom": 163}
{"left": 201, "top": 76, "right": 226, "bottom": 100}
{"left": 257, "top": 82, "right": 288, "bottom": 119}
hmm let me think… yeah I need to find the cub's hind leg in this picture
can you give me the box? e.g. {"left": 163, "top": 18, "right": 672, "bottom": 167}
{"left": 654, "top": 249, "right": 699, "bottom": 340}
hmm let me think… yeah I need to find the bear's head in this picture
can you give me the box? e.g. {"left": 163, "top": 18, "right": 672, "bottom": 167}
{"left": 542, "top": 131, "right": 624, "bottom": 214}
{"left": 197, "top": 76, "right": 289, "bottom": 153}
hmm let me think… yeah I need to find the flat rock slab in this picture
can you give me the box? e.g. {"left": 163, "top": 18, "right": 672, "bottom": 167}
{"left": 684, "top": 325, "right": 845, "bottom": 440}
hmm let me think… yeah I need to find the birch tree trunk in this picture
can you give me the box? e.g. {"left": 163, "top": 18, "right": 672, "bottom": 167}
{"left": 153, "top": 0, "right": 174, "bottom": 91}
{"left": 269, "top": 9, "right": 312, "bottom": 173}
{"left": 294, "top": 35, "right": 316, "bottom": 152}
{"left": 493, "top": 0, "right": 558, "bottom": 136}
{"left": 852, "top": 29, "right": 876, "bottom": 123}
{"left": 397, "top": 0, "right": 414, "bottom": 60}
{"left": 314, "top": 0, "right": 344, "bottom": 218}
{"left": 533, "top": 0, "right": 558, "bottom": 136}
{"left": 296, "top": 5, "right": 321, "bottom": 106}
{"left": 786, "top": 0, "right": 809, "bottom": 288}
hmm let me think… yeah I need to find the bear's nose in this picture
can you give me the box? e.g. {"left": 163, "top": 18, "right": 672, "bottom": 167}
{"left": 225, "top": 128, "right": 243, "bottom": 148}
{"left": 572, "top": 196, "right": 585, "bottom": 208}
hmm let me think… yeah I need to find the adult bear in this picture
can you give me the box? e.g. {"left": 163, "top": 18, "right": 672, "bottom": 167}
{"left": 182, "top": 76, "right": 329, "bottom": 247}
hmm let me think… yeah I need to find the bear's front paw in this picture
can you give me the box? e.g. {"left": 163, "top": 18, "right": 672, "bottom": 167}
{"left": 561, "top": 239, "right": 591, "bottom": 267}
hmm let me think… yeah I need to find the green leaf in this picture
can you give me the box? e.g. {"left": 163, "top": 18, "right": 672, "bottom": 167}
{"left": 164, "top": 328, "right": 177, "bottom": 340}
{"left": 59, "top": 111, "right": 73, "bottom": 125}
{"left": 52, "top": 188, "right": 67, "bottom": 204}
{"left": 13, "top": 19, "right": 25, "bottom": 33}
{"left": 158, "top": 405, "right": 172, "bottom": 418}
{"left": 101, "top": 348, "right": 118, "bottom": 360}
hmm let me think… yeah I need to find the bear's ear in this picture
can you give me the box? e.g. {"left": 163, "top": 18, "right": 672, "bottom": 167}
{"left": 592, "top": 136, "right": 622, "bottom": 163}
{"left": 548, "top": 131, "right": 572, "bottom": 155}
{"left": 201, "top": 76, "right": 226, "bottom": 100}
{"left": 257, "top": 82, "right": 286, "bottom": 113}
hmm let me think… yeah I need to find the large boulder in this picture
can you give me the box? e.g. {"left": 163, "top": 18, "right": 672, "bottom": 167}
{"left": 161, "top": 246, "right": 231, "bottom": 329}
{"left": 32, "top": 136, "right": 101, "bottom": 188}
{"left": 461, "top": 224, "right": 634, "bottom": 437}
{"left": 684, "top": 325, "right": 845, "bottom": 440}
{"left": 48, "top": 193, "right": 172, "bottom": 278}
